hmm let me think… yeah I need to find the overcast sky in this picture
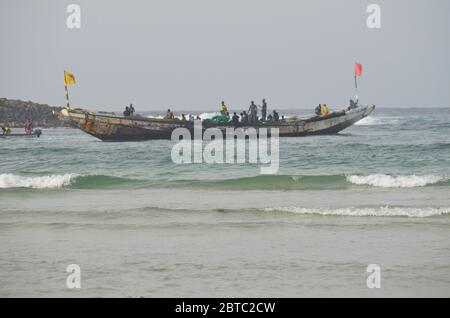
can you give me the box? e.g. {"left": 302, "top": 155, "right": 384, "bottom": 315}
{"left": 0, "top": 0, "right": 449, "bottom": 111}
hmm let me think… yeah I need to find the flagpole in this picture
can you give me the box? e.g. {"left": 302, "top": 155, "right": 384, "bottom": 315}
{"left": 355, "top": 75, "right": 359, "bottom": 99}
{"left": 64, "top": 83, "right": 70, "bottom": 109}
{"left": 354, "top": 62, "right": 361, "bottom": 102}
{"left": 64, "top": 70, "right": 70, "bottom": 109}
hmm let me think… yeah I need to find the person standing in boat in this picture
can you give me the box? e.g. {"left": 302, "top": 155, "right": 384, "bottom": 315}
{"left": 220, "top": 101, "right": 228, "bottom": 115}
{"left": 129, "top": 103, "right": 135, "bottom": 116}
{"left": 24, "top": 118, "right": 33, "bottom": 135}
{"left": 259, "top": 99, "right": 267, "bottom": 122}
{"left": 248, "top": 101, "right": 258, "bottom": 124}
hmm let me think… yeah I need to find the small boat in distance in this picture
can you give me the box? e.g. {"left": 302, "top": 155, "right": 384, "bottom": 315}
{"left": 55, "top": 103, "right": 375, "bottom": 141}
{"left": 0, "top": 129, "right": 42, "bottom": 138}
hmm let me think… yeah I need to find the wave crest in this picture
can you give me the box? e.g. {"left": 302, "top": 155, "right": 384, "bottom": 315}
{"left": 0, "top": 173, "right": 447, "bottom": 190}
{"left": 0, "top": 173, "right": 77, "bottom": 189}
{"left": 264, "top": 206, "right": 450, "bottom": 218}
{"left": 347, "top": 174, "right": 446, "bottom": 188}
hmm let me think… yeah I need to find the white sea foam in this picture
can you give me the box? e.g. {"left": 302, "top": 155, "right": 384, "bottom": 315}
{"left": 0, "top": 173, "right": 77, "bottom": 189}
{"left": 354, "top": 116, "right": 400, "bottom": 126}
{"left": 347, "top": 174, "right": 445, "bottom": 188}
{"left": 198, "top": 112, "right": 221, "bottom": 120}
{"left": 264, "top": 206, "right": 450, "bottom": 218}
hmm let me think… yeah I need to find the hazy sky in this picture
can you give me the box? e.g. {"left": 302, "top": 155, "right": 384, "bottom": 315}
{"left": 1, "top": 0, "right": 449, "bottom": 111}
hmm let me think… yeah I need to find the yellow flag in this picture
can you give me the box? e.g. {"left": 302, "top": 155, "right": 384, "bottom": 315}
{"left": 64, "top": 70, "right": 76, "bottom": 85}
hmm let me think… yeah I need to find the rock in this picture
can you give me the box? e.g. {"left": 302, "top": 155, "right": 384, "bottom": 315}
{"left": 0, "top": 98, "right": 65, "bottom": 128}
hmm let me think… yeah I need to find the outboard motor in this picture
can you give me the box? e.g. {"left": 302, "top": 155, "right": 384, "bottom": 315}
{"left": 34, "top": 129, "right": 42, "bottom": 138}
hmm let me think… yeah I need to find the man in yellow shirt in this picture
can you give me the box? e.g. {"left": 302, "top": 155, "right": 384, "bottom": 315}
{"left": 321, "top": 104, "right": 329, "bottom": 116}
{"left": 220, "top": 101, "right": 228, "bottom": 115}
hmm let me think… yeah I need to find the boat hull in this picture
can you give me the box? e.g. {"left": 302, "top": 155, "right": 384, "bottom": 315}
{"left": 56, "top": 105, "right": 375, "bottom": 141}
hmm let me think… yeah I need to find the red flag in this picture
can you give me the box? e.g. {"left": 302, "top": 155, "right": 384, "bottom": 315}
{"left": 355, "top": 62, "right": 362, "bottom": 77}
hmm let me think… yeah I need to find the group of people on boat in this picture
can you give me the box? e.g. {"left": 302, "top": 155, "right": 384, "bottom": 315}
{"left": 159, "top": 98, "right": 343, "bottom": 125}
{"left": 123, "top": 103, "right": 135, "bottom": 117}
{"left": 1, "top": 118, "right": 34, "bottom": 135}
{"left": 162, "top": 99, "right": 282, "bottom": 126}
{"left": 165, "top": 109, "right": 201, "bottom": 121}
{"left": 314, "top": 104, "right": 330, "bottom": 117}
{"left": 348, "top": 98, "right": 359, "bottom": 110}
{"left": 215, "top": 99, "right": 283, "bottom": 126}
{"left": 122, "top": 98, "right": 353, "bottom": 125}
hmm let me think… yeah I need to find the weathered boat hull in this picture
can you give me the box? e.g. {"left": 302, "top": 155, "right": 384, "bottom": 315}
{"left": 56, "top": 105, "right": 375, "bottom": 141}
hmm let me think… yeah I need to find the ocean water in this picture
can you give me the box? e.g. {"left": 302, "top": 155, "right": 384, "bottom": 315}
{"left": 0, "top": 107, "right": 449, "bottom": 297}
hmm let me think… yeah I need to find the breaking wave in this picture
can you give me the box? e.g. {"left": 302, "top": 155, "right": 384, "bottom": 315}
{"left": 347, "top": 174, "right": 446, "bottom": 188}
{"left": 0, "top": 173, "right": 77, "bottom": 189}
{"left": 0, "top": 173, "right": 447, "bottom": 190}
{"left": 264, "top": 206, "right": 450, "bottom": 218}
{"left": 0, "top": 174, "right": 143, "bottom": 189}
{"left": 173, "top": 174, "right": 449, "bottom": 190}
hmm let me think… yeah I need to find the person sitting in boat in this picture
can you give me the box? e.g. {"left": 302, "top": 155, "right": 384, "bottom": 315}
{"left": 266, "top": 113, "right": 273, "bottom": 122}
{"left": 241, "top": 111, "right": 249, "bottom": 125}
{"left": 188, "top": 114, "right": 195, "bottom": 121}
{"left": 1, "top": 126, "right": 11, "bottom": 135}
{"left": 220, "top": 101, "right": 228, "bottom": 115}
{"left": 248, "top": 101, "right": 258, "bottom": 124}
{"left": 123, "top": 106, "right": 130, "bottom": 116}
{"left": 348, "top": 99, "right": 358, "bottom": 110}
{"left": 180, "top": 114, "right": 186, "bottom": 121}
{"left": 315, "top": 104, "right": 322, "bottom": 115}
{"left": 129, "top": 103, "right": 135, "bottom": 116}
{"left": 321, "top": 104, "right": 329, "bottom": 116}
{"left": 231, "top": 112, "right": 240, "bottom": 126}
{"left": 165, "top": 109, "right": 174, "bottom": 119}
{"left": 273, "top": 110, "right": 279, "bottom": 122}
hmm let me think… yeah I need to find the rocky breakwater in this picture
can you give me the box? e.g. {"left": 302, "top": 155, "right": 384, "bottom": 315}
{"left": 0, "top": 98, "right": 64, "bottom": 127}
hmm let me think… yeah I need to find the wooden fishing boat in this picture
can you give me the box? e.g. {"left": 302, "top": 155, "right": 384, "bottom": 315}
{"left": 55, "top": 104, "right": 375, "bottom": 141}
